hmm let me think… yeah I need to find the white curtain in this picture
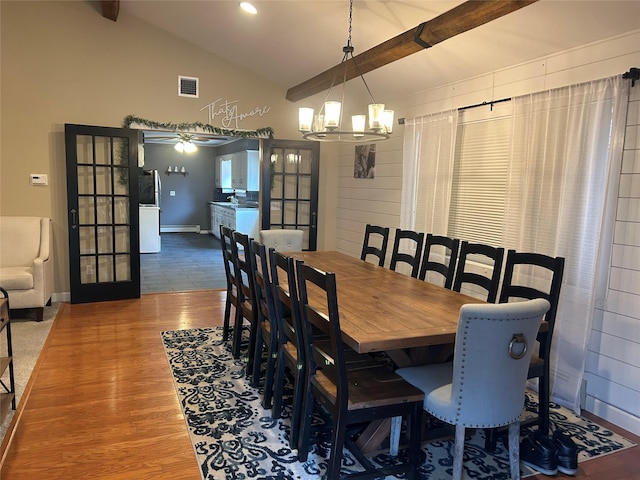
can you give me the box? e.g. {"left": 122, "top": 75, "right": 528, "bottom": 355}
{"left": 401, "top": 75, "right": 629, "bottom": 412}
{"left": 400, "top": 110, "right": 458, "bottom": 234}
{"left": 505, "top": 75, "right": 629, "bottom": 411}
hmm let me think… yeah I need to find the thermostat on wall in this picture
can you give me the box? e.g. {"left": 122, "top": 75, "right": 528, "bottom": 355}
{"left": 29, "top": 174, "right": 48, "bottom": 186}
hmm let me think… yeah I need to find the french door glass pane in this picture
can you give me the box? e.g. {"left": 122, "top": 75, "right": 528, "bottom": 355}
{"left": 114, "top": 167, "right": 129, "bottom": 195}
{"left": 79, "top": 227, "right": 95, "bottom": 254}
{"left": 270, "top": 204, "right": 282, "bottom": 224}
{"left": 283, "top": 201, "right": 297, "bottom": 224}
{"left": 95, "top": 166, "right": 112, "bottom": 195}
{"left": 115, "top": 226, "right": 130, "bottom": 252}
{"left": 98, "top": 256, "right": 114, "bottom": 282}
{"left": 297, "top": 201, "right": 310, "bottom": 223}
{"left": 97, "top": 226, "right": 113, "bottom": 254}
{"left": 76, "top": 135, "right": 94, "bottom": 163}
{"left": 115, "top": 255, "right": 131, "bottom": 281}
{"left": 284, "top": 176, "right": 297, "bottom": 198}
{"left": 77, "top": 166, "right": 94, "bottom": 195}
{"left": 298, "top": 176, "right": 311, "bottom": 200}
{"left": 80, "top": 257, "right": 96, "bottom": 283}
{"left": 271, "top": 176, "right": 283, "bottom": 197}
{"left": 96, "top": 197, "right": 113, "bottom": 224}
{"left": 299, "top": 150, "right": 312, "bottom": 174}
{"left": 113, "top": 137, "right": 128, "bottom": 165}
{"left": 115, "top": 197, "right": 130, "bottom": 223}
{"left": 95, "top": 136, "right": 111, "bottom": 165}
{"left": 78, "top": 197, "right": 95, "bottom": 224}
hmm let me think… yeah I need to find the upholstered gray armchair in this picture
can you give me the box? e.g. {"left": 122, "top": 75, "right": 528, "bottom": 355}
{"left": 0, "top": 216, "right": 53, "bottom": 321}
{"left": 397, "top": 299, "right": 550, "bottom": 480}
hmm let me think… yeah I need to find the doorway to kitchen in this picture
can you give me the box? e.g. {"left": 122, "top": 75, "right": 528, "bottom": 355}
{"left": 140, "top": 232, "right": 226, "bottom": 293}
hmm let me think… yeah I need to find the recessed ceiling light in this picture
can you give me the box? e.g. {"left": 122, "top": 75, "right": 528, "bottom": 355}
{"left": 240, "top": 2, "right": 257, "bottom": 15}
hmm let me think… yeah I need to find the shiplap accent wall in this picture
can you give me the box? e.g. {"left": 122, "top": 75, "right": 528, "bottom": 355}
{"left": 585, "top": 84, "right": 640, "bottom": 436}
{"left": 332, "top": 29, "right": 640, "bottom": 435}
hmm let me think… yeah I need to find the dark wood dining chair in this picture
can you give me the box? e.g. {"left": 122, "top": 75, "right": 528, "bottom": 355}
{"left": 485, "top": 249, "right": 564, "bottom": 451}
{"left": 452, "top": 241, "right": 505, "bottom": 302}
{"left": 220, "top": 225, "right": 238, "bottom": 343}
{"left": 418, "top": 234, "right": 460, "bottom": 289}
{"left": 389, "top": 228, "right": 424, "bottom": 278}
{"left": 230, "top": 231, "right": 259, "bottom": 379}
{"left": 360, "top": 224, "right": 390, "bottom": 267}
{"left": 500, "top": 250, "right": 564, "bottom": 432}
{"left": 269, "top": 250, "right": 309, "bottom": 456}
{"left": 296, "top": 262, "right": 424, "bottom": 480}
{"left": 248, "top": 240, "right": 279, "bottom": 397}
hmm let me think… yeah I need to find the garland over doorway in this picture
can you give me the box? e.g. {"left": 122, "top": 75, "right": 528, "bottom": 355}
{"left": 123, "top": 115, "right": 274, "bottom": 139}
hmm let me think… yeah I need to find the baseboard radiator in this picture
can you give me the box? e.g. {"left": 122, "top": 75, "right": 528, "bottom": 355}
{"left": 161, "top": 225, "right": 201, "bottom": 233}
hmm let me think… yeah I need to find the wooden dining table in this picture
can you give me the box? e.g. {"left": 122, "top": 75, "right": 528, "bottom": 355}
{"left": 287, "top": 250, "right": 485, "bottom": 354}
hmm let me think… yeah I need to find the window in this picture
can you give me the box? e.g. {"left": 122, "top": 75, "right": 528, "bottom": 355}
{"left": 448, "top": 103, "right": 513, "bottom": 248}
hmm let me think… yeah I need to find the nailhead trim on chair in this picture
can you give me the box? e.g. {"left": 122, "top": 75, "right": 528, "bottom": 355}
{"left": 430, "top": 316, "right": 525, "bottom": 429}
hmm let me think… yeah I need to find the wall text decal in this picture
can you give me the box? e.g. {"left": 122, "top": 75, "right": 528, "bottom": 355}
{"left": 201, "top": 98, "right": 270, "bottom": 129}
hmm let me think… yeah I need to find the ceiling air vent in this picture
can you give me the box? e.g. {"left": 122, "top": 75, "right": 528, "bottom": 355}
{"left": 178, "top": 76, "right": 199, "bottom": 98}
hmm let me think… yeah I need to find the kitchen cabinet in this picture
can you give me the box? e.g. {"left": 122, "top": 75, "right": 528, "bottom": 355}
{"left": 210, "top": 202, "right": 259, "bottom": 240}
{"left": 231, "top": 150, "right": 259, "bottom": 191}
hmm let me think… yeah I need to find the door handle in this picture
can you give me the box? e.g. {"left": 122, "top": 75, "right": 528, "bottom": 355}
{"left": 311, "top": 211, "right": 317, "bottom": 229}
{"left": 70, "top": 209, "right": 77, "bottom": 229}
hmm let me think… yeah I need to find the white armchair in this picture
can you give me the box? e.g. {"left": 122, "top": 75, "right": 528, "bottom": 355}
{"left": 0, "top": 216, "right": 53, "bottom": 321}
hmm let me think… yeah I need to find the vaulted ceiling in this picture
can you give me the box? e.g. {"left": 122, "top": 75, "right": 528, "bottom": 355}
{"left": 115, "top": 1, "right": 639, "bottom": 104}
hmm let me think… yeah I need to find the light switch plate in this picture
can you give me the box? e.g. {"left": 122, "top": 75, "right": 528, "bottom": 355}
{"left": 29, "top": 174, "right": 48, "bottom": 186}
{"left": 170, "top": 190, "right": 176, "bottom": 196}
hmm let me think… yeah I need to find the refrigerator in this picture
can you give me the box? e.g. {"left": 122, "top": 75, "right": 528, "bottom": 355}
{"left": 139, "top": 169, "right": 161, "bottom": 207}
{"left": 138, "top": 169, "right": 161, "bottom": 253}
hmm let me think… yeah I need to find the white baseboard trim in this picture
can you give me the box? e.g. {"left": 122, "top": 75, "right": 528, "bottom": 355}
{"left": 161, "top": 225, "right": 201, "bottom": 233}
{"left": 584, "top": 395, "right": 640, "bottom": 437}
{"left": 52, "top": 292, "right": 71, "bottom": 302}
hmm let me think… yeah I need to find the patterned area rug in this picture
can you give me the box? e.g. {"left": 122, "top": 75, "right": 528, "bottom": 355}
{"left": 161, "top": 327, "right": 636, "bottom": 480}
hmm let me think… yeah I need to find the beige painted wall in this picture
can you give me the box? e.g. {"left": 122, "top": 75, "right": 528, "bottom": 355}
{"left": 1, "top": 1, "right": 336, "bottom": 296}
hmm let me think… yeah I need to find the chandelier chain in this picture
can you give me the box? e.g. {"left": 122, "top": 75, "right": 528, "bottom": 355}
{"left": 347, "top": 0, "right": 353, "bottom": 48}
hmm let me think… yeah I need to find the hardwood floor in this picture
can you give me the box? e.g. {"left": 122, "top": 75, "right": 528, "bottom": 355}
{"left": 0, "top": 291, "right": 222, "bottom": 479}
{"left": 1, "top": 290, "right": 638, "bottom": 479}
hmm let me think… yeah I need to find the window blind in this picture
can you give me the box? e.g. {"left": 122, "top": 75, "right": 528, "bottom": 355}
{"left": 448, "top": 106, "right": 513, "bottom": 247}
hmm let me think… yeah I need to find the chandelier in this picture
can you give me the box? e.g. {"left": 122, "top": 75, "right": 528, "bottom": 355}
{"left": 298, "top": 0, "right": 393, "bottom": 143}
{"left": 174, "top": 133, "right": 198, "bottom": 153}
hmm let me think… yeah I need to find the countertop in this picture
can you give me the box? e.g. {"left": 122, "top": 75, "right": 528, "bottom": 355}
{"left": 210, "top": 201, "right": 258, "bottom": 209}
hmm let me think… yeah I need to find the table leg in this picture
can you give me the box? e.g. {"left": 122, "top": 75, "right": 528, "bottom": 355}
{"left": 355, "top": 418, "right": 391, "bottom": 454}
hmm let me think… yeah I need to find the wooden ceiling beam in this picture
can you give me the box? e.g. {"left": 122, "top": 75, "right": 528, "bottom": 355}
{"left": 101, "top": 0, "right": 120, "bottom": 22}
{"left": 286, "top": 0, "right": 538, "bottom": 102}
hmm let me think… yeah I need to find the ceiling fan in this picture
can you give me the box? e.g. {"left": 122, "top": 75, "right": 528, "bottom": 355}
{"left": 142, "top": 132, "right": 235, "bottom": 148}
{"left": 286, "top": 0, "right": 539, "bottom": 102}
{"left": 143, "top": 132, "right": 215, "bottom": 143}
